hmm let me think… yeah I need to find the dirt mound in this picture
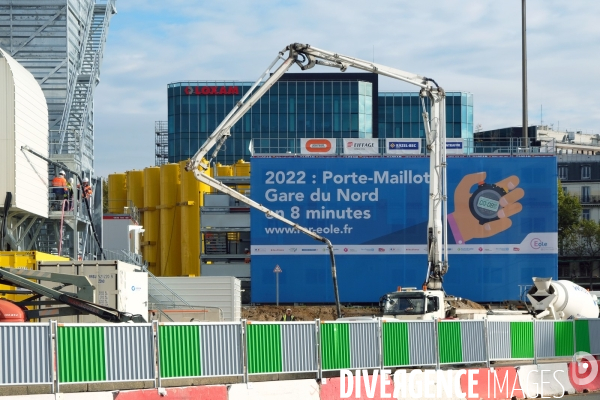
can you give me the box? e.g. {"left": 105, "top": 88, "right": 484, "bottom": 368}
{"left": 242, "top": 305, "right": 380, "bottom": 321}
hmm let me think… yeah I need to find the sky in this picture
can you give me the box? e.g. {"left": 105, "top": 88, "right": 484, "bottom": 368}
{"left": 93, "top": 0, "right": 600, "bottom": 178}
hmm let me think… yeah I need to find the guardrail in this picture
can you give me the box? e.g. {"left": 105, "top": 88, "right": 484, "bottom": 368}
{"left": 1, "top": 318, "right": 599, "bottom": 392}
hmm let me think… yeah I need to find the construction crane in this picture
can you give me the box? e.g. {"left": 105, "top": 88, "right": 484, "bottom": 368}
{"left": 185, "top": 43, "right": 448, "bottom": 318}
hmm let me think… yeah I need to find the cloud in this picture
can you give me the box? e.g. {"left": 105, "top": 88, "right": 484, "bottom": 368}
{"left": 93, "top": 0, "right": 600, "bottom": 176}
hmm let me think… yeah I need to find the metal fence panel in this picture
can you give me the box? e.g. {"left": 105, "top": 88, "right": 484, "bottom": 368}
{"left": 382, "top": 321, "right": 409, "bottom": 367}
{"left": 575, "top": 320, "right": 591, "bottom": 353}
{"left": 407, "top": 321, "right": 436, "bottom": 366}
{"left": 321, "top": 323, "right": 350, "bottom": 370}
{"left": 589, "top": 319, "right": 600, "bottom": 356}
{"left": 487, "top": 321, "right": 511, "bottom": 360}
{"left": 553, "top": 321, "right": 574, "bottom": 357}
{"left": 438, "top": 321, "right": 462, "bottom": 364}
{"left": 534, "top": 321, "right": 555, "bottom": 359}
{"left": 246, "top": 323, "right": 282, "bottom": 374}
{"left": 510, "top": 322, "right": 534, "bottom": 359}
{"left": 350, "top": 321, "right": 379, "bottom": 369}
{"left": 105, "top": 325, "right": 154, "bottom": 382}
{"left": 281, "top": 323, "right": 317, "bottom": 373}
{"left": 57, "top": 326, "right": 106, "bottom": 383}
{"left": 201, "top": 323, "right": 243, "bottom": 376}
{"left": 0, "top": 323, "right": 51, "bottom": 385}
{"left": 460, "top": 320, "right": 486, "bottom": 363}
{"left": 158, "top": 324, "right": 201, "bottom": 378}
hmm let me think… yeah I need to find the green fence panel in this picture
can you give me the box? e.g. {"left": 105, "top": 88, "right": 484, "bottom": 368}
{"left": 510, "top": 322, "right": 534, "bottom": 359}
{"left": 58, "top": 326, "right": 105, "bottom": 383}
{"left": 321, "top": 323, "right": 350, "bottom": 370}
{"left": 159, "top": 325, "right": 201, "bottom": 378}
{"left": 438, "top": 322, "right": 463, "bottom": 364}
{"left": 382, "top": 322, "right": 409, "bottom": 367}
{"left": 246, "top": 324, "right": 282, "bottom": 373}
{"left": 554, "top": 321, "right": 575, "bottom": 357}
{"left": 575, "top": 320, "right": 591, "bottom": 353}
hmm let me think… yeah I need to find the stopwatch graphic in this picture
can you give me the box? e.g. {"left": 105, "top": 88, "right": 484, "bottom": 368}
{"left": 468, "top": 182, "right": 507, "bottom": 225}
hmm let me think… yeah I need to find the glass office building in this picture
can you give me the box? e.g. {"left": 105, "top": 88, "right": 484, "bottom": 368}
{"left": 167, "top": 73, "right": 473, "bottom": 164}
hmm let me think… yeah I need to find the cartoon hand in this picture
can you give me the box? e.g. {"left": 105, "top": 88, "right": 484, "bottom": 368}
{"left": 448, "top": 172, "right": 524, "bottom": 243}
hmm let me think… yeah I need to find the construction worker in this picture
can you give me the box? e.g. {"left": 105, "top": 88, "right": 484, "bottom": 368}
{"left": 280, "top": 308, "right": 296, "bottom": 322}
{"left": 66, "top": 177, "right": 74, "bottom": 210}
{"left": 78, "top": 177, "right": 93, "bottom": 200}
{"left": 51, "top": 171, "right": 68, "bottom": 209}
{"left": 82, "top": 178, "right": 93, "bottom": 199}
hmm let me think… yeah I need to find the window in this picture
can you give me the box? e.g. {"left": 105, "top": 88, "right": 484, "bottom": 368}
{"left": 581, "top": 186, "right": 591, "bottom": 202}
{"left": 558, "top": 166, "right": 568, "bottom": 180}
{"left": 582, "top": 209, "right": 590, "bottom": 220}
{"left": 581, "top": 165, "right": 591, "bottom": 180}
{"left": 582, "top": 186, "right": 591, "bottom": 203}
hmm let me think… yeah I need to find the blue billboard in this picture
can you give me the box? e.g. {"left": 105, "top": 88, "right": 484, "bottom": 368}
{"left": 250, "top": 156, "right": 557, "bottom": 303}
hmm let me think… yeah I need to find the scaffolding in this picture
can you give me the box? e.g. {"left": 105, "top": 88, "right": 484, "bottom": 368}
{"left": 0, "top": 0, "right": 116, "bottom": 260}
{"left": 155, "top": 121, "right": 169, "bottom": 166}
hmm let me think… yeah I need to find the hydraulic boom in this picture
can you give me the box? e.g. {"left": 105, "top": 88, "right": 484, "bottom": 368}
{"left": 185, "top": 44, "right": 448, "bottom": 316}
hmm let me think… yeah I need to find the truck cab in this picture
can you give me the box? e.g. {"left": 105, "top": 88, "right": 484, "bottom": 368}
{"left": 379, "top": 288, "right": 445, "bottom": 320}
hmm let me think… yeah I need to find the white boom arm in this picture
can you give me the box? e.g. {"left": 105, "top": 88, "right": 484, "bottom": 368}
{"left": 185, "top": 44, "right": 448, "bottom": 315}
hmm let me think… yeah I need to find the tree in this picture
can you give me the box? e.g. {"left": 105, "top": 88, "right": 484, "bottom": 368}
{"left": 102, "top": 179, "right": 108, "bottom": 214}
{"left": 558, "top": 180, "right": 581, "bottom": 254}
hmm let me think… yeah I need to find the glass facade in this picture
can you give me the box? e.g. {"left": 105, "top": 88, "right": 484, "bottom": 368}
{"left": 378, "top": 92, "right": 473, "bottom": 139}
{"left": 168, "top": 73, "right": 472, "bottom": 164}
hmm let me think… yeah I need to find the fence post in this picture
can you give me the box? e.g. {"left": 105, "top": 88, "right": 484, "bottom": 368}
{"left": 433, "top": 320, "right": 440, "bottom": 370}
{"left": 572, "top": 319, "right": 577, "bottom": 356}
{"left": 155, "top": 321, "right": 162, "bottom": 388}
{"left": 378, "top": 318, "right": 384, "bottom": 372}
{"left": 533, "top": 320, "right": 538, "bottom": 365}
{"left": 152, "top": 320, "right": 159, "bottom": 388}
{"left": 316, "top": 319, "right": 322, "bottom": 381}
{"left": 242, "top": 319, "right": 249, "bottom": 384}
{"left": 50, "top": 320, "right": 58, "bottom": 394}
{"left": 483, "top": 319, "right": 490, "bottom": 369}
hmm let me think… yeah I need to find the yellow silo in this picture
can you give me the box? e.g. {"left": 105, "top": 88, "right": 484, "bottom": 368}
{"left": 179, "top": 161, "right": 200, "bottom": 276}
{"left": 160, "top": 163, "right": 182, "bottom": 276}
{"left": 126, "top": 170, "right": 145, "bottom": 226}
{"left": 108, "top": 173, "right": 127, "bottom": 213}
{"left": 234, "top": 159, "right": 250, "bottom": 195}
{"left": 215, "top": 162, "right": 233, "bottom": 177}
{"left": 198, "top": 162, "right": 213, "bottom": 206}
{"left": 143, "top": 167, "right": 161, "bottom": 276}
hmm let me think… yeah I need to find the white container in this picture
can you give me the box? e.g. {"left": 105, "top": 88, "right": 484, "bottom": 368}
{"left": 37, "top": 260, "right": 148, "bottom": 323}
{"left": 150, "top": 276, "right": 241, "bottom": 321}
{"left": 0, "top": 48, "right": 48, "bottom": 218}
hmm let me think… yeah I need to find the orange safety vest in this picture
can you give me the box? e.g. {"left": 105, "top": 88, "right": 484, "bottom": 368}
{"left": 52, "top": 176, "right": 67, "bottom": 188}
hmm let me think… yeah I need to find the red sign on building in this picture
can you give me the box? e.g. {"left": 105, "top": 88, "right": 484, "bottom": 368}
{"left": 184, "top": 86, "right": 239, "bottom": 95}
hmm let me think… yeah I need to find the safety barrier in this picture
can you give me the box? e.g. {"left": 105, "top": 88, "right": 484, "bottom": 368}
{"left": 382, "top": 320, "right": 436, "bottom": 368}
{"left": 575, "top": 318, "right": 600, "bottom": 355}
{"left": 246, "top": 321, "right": 317, "bottom": 374}
{"left": 2, "top": 317, "right": 600, "bottom": 393}
{"left": 487, "top": 321, "right": 535, "bottom": 361}
{"left": 157, "top": 321, "right": 243, "bottom": 385}
{"left": 0, "top": 322, "right": 52, "bottom": 385}
{"left": 56, "top": 323, "right": 155, "bottom": 389}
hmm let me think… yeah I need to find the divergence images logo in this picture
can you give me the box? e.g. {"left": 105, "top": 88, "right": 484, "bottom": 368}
{"left": 530, "top": 238, "right": 548, "bottom": 249}
{"left": 570, "top": 352, "right": 599, "bottom": 386}
{"left": 378, "top": 248, "right": 385, "bottom": 252}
